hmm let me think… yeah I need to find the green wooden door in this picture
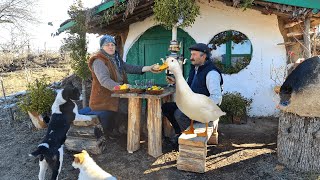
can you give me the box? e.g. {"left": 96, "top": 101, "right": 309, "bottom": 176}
{"left": 126, "top": 26, "right": 196, "bottom": 85}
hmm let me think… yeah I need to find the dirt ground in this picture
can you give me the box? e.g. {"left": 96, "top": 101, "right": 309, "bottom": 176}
{"left": 1, "top": 106, "right": 319, "bottom": 180}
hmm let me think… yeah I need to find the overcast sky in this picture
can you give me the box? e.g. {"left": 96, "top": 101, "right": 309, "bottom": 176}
{"left": 2, "top": 0, "right": 102, "bottom": 52}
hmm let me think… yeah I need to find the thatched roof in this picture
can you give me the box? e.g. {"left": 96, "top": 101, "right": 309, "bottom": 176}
{"left": 57, "top": 0, "right": 320, "bottom": 35}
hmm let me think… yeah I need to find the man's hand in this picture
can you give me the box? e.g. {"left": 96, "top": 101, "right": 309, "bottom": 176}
{"left": 166, "top": 76, "right": 176, "bottom": 85}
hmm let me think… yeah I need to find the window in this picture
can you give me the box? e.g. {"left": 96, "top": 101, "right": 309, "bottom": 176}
{"left": 209, "top": 30, "right": 252, "bottom": 74}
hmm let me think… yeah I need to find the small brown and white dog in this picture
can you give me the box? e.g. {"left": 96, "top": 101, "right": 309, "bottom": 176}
{"left": 72, "top": 150, "right": 117, "bottom": 180}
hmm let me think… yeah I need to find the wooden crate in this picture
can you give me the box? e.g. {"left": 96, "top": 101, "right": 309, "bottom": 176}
{"left": 177, "top": 122, "right": 219, "bottom": 173}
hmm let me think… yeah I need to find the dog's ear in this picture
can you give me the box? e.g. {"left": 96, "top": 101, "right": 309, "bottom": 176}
{"left": 29, "top": 145, "right": 48, "bottom": 158}
{"left": 29, "top": 149, "right": 41, "bottom": 157}
{"left": 74, "top": 153, "right": 85, "bottom": 164}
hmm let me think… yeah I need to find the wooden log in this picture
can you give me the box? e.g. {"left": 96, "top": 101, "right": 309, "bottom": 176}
{"left": 284, "top": 20, "right": 302, "bottom": 28}
{"left": 178, "top": 123, "right": 214, "bottom": 147}
{"left": 127, "top": 98, "right": 142, "bottom": 153}
{"left": 277, "top": 112, "right": 320, "bottom": 172}
{"left": 179, "top": 144, "right": 207, "bottom": 159}
{"left": 177, "top": 156, "right": 206, "bottom": 173}
{"left": 27, "top": 111, "right": 47, "bottom": 129}
{"left": 73, "top": 115, "right": 99, "bottom": 127}
{"left": 287, "top": 31, "right": 314, "bottom": 37}
{"left": 67, "top": 124, "right": 104, "bottom": 139}
{"left": 65, "top": 136, "right": 106, "bottom": 155}
{"left": 208, "top": 125, "right": 219, "bottom": 145}
{"left": 147, "top": 98, "right": 162, "bottom": 157}
{"left": 162, "top": 94, "right": 175, "bottom": 137}
{"left": 277, "top": 42, "right": 297, "bottom": 46}
{"left": 163, "top": 116, "right": 175, "bottom": 138}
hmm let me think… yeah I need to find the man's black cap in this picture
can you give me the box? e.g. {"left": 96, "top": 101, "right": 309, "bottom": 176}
{"left": 189, "top": 43, "right": 210, "bottom": 53}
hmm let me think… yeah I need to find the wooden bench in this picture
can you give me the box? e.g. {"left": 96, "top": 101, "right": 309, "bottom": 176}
{"left": 177, "top": 121, "right": 219, "bottom": 173}
{"left": 65, "top": 115, "right": 107, "bottom": 155}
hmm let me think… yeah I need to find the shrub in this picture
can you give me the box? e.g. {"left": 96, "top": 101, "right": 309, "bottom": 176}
{"left": 219, "top": 92, "right": 252, "bottom": 123}
{"left": 18, "top": 77, "right": 55, "bottom": 115}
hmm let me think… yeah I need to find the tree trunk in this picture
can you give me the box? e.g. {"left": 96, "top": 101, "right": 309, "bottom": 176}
{"left": 277, "top": 112, "right": 320, "bottom": 172}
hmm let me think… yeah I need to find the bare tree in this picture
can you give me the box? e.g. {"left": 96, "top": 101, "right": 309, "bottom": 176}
{"left": 0, "top": 0, "right": 38, "bottom": 30}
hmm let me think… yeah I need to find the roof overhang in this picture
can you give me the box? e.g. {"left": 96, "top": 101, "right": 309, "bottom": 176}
{"left": 56, "top": 0, "right": 320, "bottom": 35}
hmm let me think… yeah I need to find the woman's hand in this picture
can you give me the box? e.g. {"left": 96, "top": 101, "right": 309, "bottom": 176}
{"left": 142, "top": 64, "right": 162, "bottom": 73}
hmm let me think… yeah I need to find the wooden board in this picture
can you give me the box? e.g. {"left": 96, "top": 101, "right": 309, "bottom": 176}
{"left": 67, "top": 124, "right": 104, "bottom": 139}
{"left": 179, "top": 144, "right": 207, "bottom": 160}
{"left": 65, "top": 136, "right": 106, "bottom": 155}
{"left": 178, "top": 123, "right": 214, "bottom": 147}
{"left": 177, "top": 156, "right": 206, "bottom": 173}
{"left": 73, "top": 115, "right": 99, "bottom": 127}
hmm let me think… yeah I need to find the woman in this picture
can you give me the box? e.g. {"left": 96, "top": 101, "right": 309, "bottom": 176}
{"left": 80, "top": 34, "right": 160, "bottom": 139}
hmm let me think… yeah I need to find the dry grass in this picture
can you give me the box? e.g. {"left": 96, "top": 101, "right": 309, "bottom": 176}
{"left": 0, "top": 64, "right": 72, "bottom": 96}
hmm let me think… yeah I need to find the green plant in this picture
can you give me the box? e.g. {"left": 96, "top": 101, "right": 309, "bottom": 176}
{"left": 219, "top": 92, "right": 252, "bottom": 123}
{"left": 61, "top": 0, "right": 90, "bottom": 107}
{"left": 100, "top": 2, "right": 127, "bottom": 25}
{"left": 153, "top": 0, "right": 200, "bottom": 29}
{"left": 213, "top": 56, "right": 251, "bottom": 74}
{"left": 18, "top": 77, "right": 55, "bottom": 115}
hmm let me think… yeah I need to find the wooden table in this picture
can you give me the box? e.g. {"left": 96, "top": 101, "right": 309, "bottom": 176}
{"left": 112, "top": 87, "right": 174, "bottom": 157}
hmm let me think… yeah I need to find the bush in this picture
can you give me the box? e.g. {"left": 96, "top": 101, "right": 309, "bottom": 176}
{"left": 219, "top": 92, "right": 252, "bottom": 123}
{"left": 18, "top": 77, "right": 55, "bottom": 115}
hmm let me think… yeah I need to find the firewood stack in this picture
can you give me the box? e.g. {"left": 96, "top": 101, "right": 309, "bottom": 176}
{"left": 65, "top": 115, "right": 106, "bottom": 155}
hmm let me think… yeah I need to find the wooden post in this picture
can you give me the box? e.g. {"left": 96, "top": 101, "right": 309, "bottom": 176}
{"left": 162, "top": 94, "right": 175, "bottom": 137}
{"left": 147, "top": 98, "right": 162, "bottom": 157}
{"left": 0, "top": 77, "right": 14, "bottom": 123}
{"left": 303, "top": 17, "right": 312, "bottom": 58}
{"left": 127, "top": 98, "right": 142, "bottom": 153}
{"left": 278, "top": 112, "right": 320, "bottom": 172}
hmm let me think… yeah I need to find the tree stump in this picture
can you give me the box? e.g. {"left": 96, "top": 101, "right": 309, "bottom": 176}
{"left": 278, "top": 112, "right": 320, "bottom": 172}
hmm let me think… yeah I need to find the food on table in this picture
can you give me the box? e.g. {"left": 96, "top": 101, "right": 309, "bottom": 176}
{"left": 113, "top": 84, "right": 129, "bottom": 90}
{"left": 147, "top": 86, "right": 164, "bottom": 91}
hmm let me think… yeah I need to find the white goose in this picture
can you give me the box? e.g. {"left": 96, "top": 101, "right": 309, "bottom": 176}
{"left": 160, "top": 57, "right": 226, "bottom": 137}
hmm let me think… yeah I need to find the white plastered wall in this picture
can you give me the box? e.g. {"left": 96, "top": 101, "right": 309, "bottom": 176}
{"left": 123, "top": 1, "right": 287, "bottom": 116}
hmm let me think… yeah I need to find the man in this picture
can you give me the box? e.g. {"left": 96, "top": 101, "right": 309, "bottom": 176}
{"left": 161, "top": 43, "right": 223, "bottom": 143}
{"left": 79, "top": 34, "right": 160, "bottom": 139}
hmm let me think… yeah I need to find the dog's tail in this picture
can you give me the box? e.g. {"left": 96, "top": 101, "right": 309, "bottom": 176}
{"left": 29, "top": 143, "right": 49, "bottom": 158}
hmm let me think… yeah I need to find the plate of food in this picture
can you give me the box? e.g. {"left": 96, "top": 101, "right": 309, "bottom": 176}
{"left": 146, "top": 86, "right": 164, "bottom": 95}
{"left": 113, "top": 84, "right": 130, "bottom": 94}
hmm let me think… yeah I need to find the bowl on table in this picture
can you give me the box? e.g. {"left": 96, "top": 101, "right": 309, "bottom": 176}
{"left": 113, "top": 84, "right": 130, "bottom": 94}
{"left": 145, "top": 86, "right": 164, "bottom": 95}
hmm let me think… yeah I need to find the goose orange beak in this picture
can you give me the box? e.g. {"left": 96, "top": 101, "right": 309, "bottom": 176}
{"left": 159, "top": 62, "right": 168, "bottom": 71}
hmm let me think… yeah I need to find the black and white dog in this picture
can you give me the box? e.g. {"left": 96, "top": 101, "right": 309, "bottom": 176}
{"left": 29, "top": 85, "right": 92, "bottom": 180}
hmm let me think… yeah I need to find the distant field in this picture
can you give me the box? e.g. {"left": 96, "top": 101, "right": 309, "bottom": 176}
{"left": 0, "top": 64, "right": 72, "bottom": 96}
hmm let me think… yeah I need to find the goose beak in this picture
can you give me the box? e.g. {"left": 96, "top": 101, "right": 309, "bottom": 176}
{"left": 159, "top": 62, "right": 168, "bottom": 71}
